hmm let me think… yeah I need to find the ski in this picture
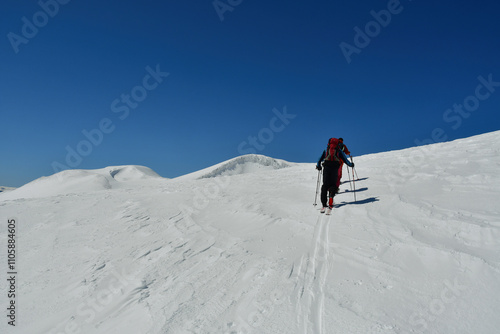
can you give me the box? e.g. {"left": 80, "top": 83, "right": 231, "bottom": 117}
{"left": 319, "top": 206, "right": 334, "bottom": 215}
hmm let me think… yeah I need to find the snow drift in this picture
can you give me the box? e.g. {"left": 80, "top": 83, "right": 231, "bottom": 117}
{"left": 0, "top": 186, "right": 15, "bottom": 193}
{"left": 176, "top": 154, "right": 292, "bottom": 180}
{"left": 1, "top": 131, "right": 499, "bottom": 334}
{"left": 0, "top": 165, "right": 162, "bottom": 200}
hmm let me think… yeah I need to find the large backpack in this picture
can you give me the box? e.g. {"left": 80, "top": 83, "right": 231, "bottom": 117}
{"left": 325, "top": 138, "right": 341, "bottom": 162}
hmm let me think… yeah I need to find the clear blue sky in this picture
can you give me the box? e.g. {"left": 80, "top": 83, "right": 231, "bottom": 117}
{"left": 1, "top": 0, "right": 499, "bottom": 187}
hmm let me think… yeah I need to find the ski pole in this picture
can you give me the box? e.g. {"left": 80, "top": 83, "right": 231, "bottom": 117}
{"left": 351, "top": 156, "right": 360, "bottom": 180}
{"left": 313, "top": 169, "right": 321, "bottom": 206}
{"left": 350, "top": 157, "right": 357, "bottom": 202}
{"left": 346, "top": 163, "right": 353, "bottom": 192}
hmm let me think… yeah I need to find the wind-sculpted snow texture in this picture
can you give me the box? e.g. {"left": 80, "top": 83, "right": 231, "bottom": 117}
{"left": 0, "top": 186, "right": 15, "bottom": 193}
{"left": 178, "top": 154, "right": 292, "bottom": 180}
{"left": 1, "top": 132, "right": 499, "bottom": 333}
{"left": 200, "top": 154, "right": 291, "bottom": 179}
{"left": 0, "top": 165, "right": 162, "bottom": 200}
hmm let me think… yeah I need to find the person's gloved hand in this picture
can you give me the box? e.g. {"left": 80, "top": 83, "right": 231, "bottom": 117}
{"left": 316, "top": 165, "right": 322, "bottom": 171}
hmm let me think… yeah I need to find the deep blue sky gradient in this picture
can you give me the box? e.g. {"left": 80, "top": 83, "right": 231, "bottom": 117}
{"left": 1, "top": 0, "right": 499, "bottom": 186}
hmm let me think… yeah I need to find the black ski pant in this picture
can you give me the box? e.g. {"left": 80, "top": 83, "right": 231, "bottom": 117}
{"left": 321, "top": 161, "right": 340, "bottom": 207}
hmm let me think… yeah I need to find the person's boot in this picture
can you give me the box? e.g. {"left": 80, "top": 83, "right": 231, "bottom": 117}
{"left": 328, "top": 196, "right": 334, "bottom": 208}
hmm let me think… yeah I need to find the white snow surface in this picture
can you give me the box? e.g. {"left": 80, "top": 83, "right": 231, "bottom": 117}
{"left": 177, "top": 154, "right": 292, "bottom": 180}
{"left": 0, "top": 186, "right": 15, "bottom": 193}
{"left": 0, "top": 165, "right": 162, "bottom": 200}
{"left": 1, "top": 132, "right": 500, "bottom": 333}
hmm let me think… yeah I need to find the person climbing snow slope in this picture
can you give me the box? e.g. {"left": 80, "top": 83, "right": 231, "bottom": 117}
{"left": 316, "top": 137, "right": 354, "bottom": 214}
{"left": 336, "top": 137, "right": 351, "bottom": 189}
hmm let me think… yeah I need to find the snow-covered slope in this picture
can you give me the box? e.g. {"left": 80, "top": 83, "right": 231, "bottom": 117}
{"left": 1, "top": 132, "right": 499, "bottom": 334}
{"left": 0, "top": 186, "right": 15, "bottom": 193}
{"left": 175, "top": 154, "right": 292, "bottom": 180}
{"left": 0, "top": 165, "right": 163, "bottom": 200}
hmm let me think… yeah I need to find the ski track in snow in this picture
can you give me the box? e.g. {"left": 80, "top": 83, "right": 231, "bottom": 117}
{"left": 294, "top": 213, "right": 332, "bottom": 334}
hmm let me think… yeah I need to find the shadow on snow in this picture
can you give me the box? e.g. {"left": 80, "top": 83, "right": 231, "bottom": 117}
{"left": 335, "top": 197, "right": 379, "bottom": 208}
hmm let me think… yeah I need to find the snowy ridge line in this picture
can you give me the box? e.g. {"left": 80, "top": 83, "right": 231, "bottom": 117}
{"left": 195, "top": 154, "right": 291, "bottom": 179}
{"left": 0, "top": 165, "right": 164, "bottom": 200}
{"left": 0, "top": 186, "right": 15, "bottom": 193}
